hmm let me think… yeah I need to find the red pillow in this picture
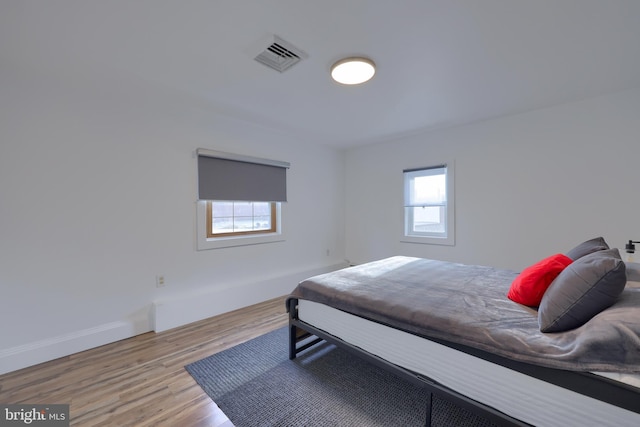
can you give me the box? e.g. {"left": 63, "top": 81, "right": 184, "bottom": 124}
{"left": 507, "top": 254, "right": 573, "bottom": 307}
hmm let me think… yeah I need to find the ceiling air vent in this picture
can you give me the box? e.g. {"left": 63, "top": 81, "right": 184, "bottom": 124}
{"left": 254, "top": 35, "right": 307, "bottom": 73}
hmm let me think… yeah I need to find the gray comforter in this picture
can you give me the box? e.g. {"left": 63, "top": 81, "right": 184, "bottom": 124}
{"left": 289, "top": 256, "right": 640, "bottom": 373}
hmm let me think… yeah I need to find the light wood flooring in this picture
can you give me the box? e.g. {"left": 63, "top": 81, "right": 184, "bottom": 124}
{"left": 0, "top": 296, "right": 289, "bottom": 426}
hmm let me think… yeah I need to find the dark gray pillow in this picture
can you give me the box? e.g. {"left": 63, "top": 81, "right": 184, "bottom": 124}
{"left": 565, "top": 236, "right": 609, "bottom": 261}
{"left": 539, "top": 248, "right": 626, "bottom": 333}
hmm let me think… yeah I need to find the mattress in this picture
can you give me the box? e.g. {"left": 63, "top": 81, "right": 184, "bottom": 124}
{"left": 297, "top": 299, "right": 640, "bottom": 427}
{"left": 291, "top": 256, "right": 640, "bottom": 373}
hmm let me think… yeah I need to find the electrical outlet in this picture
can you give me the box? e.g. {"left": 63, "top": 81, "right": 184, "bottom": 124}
{"left": 156, "top": 275, "right": 166, "bottom": 288}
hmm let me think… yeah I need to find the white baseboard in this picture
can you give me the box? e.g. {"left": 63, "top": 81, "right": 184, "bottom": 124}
{"left": 0, "top": 315, "right": 150, "bottom": 375}
{"left": 152, "top": 261, "right": 347, "bottom": 333}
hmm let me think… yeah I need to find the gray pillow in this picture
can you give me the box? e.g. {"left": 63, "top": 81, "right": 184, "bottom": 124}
{"left": 539, "top": 248, "right": 626, "bottom": 333}
{"left": 565, "top": 237, "right": 609, "bottom": 261}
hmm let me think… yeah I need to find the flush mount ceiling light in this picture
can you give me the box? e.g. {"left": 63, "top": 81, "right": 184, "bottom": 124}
{"left": 330, "top": 57, "right": 376, "bottom": 85}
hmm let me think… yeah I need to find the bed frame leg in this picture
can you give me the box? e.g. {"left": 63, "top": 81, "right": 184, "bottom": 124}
{"left": 288, "top": 324, "right": 297, "bottom": 360}
{"left": 424, "top": 392, "right": 432, "bottom": 427}
{"left": 287, "top": 298, "right": 298, "bottom": 360}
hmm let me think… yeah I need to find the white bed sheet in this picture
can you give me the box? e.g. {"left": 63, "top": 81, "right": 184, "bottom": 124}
{"left": 297, "top": 299, "right": 640, "bottom": 427}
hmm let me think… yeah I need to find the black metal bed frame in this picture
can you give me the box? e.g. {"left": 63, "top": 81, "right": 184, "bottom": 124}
{"left": 287, "top": 297, "right": 640, "bottom": 427}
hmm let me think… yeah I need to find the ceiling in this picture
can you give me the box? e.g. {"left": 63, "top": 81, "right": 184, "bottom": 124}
{"left": 3, "top": 0, "right": 640, "bottom": 149}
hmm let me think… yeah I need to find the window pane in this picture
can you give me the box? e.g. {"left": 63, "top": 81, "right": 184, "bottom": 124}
{"left": 212, "top": 201, "right": 233, "bottom": 216}
{"left": 233, "top": 202, "right": 253, "bottom": 217}
{"left": 253, "top": 215, "right": 271, "bottom": 230}
{"left": 412, "top": 174, "right": 446, "bottom": 205}
{"left": 411, "top": 206, "right": 445, "bottom": 233}
{"left": 253, "top": 202, "right": 271, "bottom": 215}
{"left": 212, "top": 217, "right": 233, "bottom": 233}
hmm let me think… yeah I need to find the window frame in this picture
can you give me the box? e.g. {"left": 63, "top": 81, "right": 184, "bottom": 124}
{"left": 401, "top": 162, "right": 455, "bottom": 246}
{"left": 196, "top": 200, "right": 284, "bottom": 250}
{"left": 206, "top": 201, "right": 277, "bottom": 238}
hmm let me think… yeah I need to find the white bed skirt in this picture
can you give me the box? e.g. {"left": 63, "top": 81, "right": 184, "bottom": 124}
{"left": 297, "top": 299, "right": 640, "bottom": 427}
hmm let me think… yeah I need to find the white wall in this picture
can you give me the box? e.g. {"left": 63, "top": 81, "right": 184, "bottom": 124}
{"left": 0, "top": 62, "right": 346, "bottom": 373}
{"left": 345, "top": 88, "right": 640, "bottom": 270}
{"left": 3, "top": 54, "right": 639, "bottom": 376}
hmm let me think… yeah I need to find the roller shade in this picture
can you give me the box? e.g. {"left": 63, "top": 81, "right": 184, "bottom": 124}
{"left": 197, "top": 149, "right": 289, "bottom": 202}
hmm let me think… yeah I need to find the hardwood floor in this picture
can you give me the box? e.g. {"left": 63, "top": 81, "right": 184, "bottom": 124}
{"left": 0, "top": 296, "right": 289, "bottom": 426}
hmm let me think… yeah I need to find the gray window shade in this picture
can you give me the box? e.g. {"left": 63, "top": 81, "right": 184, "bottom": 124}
{"left": 197, "top": 149, "right": 289, "bottom": 202}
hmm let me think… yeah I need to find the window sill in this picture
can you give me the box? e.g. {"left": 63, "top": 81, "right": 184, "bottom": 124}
{"left": 197, "top": 232, "right": 285, "bottom": 250}
{"left": 401, "top": 235, "right": 455, "bottom": 246}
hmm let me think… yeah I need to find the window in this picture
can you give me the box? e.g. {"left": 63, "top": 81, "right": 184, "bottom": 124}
{"left": 403, "top": 163, "right": 455, "bottom": 246}
{"left": 206, "top": 201, "right": 277, "bottom": 237}
{"left": 196, "top": 149, "right": 289, "bottom": 250}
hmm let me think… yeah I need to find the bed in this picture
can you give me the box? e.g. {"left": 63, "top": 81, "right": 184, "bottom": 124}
{"left": 286, "top": 245, "right": 640, "bottom": 426}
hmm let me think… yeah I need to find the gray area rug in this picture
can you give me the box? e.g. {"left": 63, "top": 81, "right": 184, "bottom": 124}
{"left": 185, "top": 327, "right": 497, "bottom": 427}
